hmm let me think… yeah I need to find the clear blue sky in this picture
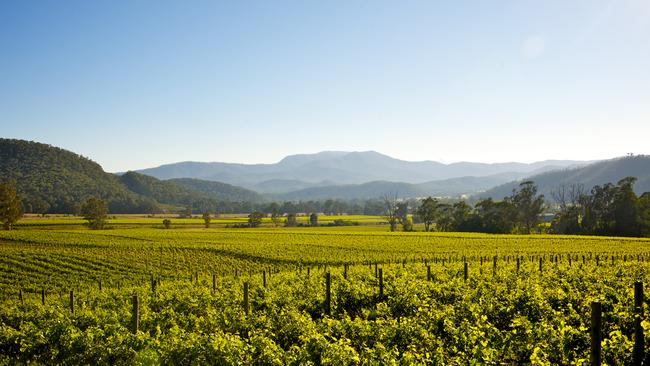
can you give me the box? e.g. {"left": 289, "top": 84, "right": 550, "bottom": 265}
{"left": 1, "top": 0, "right": 649, "bottom": 172}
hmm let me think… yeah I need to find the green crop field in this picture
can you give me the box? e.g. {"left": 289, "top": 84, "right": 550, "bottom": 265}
{"left": 2, "top": 218, "right": 650, "bottom": 364}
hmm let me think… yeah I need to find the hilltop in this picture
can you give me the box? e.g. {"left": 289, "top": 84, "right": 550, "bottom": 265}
{"left": 478, "top": 155, "right": 650, "bottom": 201}
{"left": 0, "top": 139, "right": 263, "bottom": 214}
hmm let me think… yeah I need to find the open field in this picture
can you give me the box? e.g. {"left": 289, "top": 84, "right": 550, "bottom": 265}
{"left": 14, "top": 214, "right": 386, "bottom": 228}
{"left": 2, "top": 218, "right": 650, "bottom": 364}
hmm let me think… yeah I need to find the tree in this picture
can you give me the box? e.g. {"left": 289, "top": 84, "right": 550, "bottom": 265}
{"left": 511, "top": 181, "right": 545, "bottom": 234}
{"left": 285, "top": 213, "right": 298, "bottom": 227}
{"left": 382, "top": 193, "right": 399, "bottom": 232}
{"left": 202, "top": 212, "right": 211, "bottom": 228}
{"left": 612, "top": 177, "right": 641, "bottom": 237}
{"left": 639, "top": 192, "right": 650, "bottom": 237}
{"left": 550, "top": 184, "right": 585, "bottom": 235}
{"left": 583, "top": 183, "right": 618, "bottom": 235}
{"left": 81, "top": 197, "right": 109, "bottom": 229}
{"left": 451, "top": 201, "right": 472, "bottom": 231}
{"left": 162, "top": 218, "right": 172, "bottom": 229}
{"left": 435, "top": 203, "right": 454, "bottom": 232}
{"left": 395, "top": 201, "right": 410, "bottom": 231}
{"left": 270, "top": 204, "right": 282, "bottom": 227}
{"left": 416, "top": 197, "right": 438, "bottom": 232}
{"left": 0, "top": 181, "right": 23, "bottom": 230}
{"left": 248, "top": 212, "right": 264, "bottom": 228}
{"left": 474, "top": 198, "right": 514, "bottom": 234}
{"left": 309, "top": 213, "right": 318, "bottom": 227}
{"left": 30, "top": 197, "right": 50, "bottom": 216}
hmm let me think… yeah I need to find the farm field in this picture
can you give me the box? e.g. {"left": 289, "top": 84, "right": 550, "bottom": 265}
{"left": 2, "top": 220, "right": 650, "bottom": 364}
{"left": 14, "top": 214, "right": 386, "bottom": 228}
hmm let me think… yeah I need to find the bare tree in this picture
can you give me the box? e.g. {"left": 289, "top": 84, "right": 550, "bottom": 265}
{"left": 382, "top": 193, "right": 398, "bottom": 232}
{"left": 552, "top": 183, "right": 585, "bottom": 211}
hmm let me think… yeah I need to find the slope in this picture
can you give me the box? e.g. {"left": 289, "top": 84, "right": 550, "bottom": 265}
{"left": 478, "top": 155, "right": 650, "bottom": 201}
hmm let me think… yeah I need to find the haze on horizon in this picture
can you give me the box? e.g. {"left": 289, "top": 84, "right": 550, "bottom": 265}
{"left": 1, "top": 0, "right": 649, "bottom": 172}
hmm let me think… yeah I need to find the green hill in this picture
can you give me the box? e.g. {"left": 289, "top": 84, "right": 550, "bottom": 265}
{"left": 0, "top": 139, "right": 147, "bottom": 213}
{"left": 168, "top": 178, "right": 263, "bottom": 202}
{"left": 0, "top": 139, "right": 263, "bottom": 214}
{"left": 478, "top": 155, "right": 650, "bottom": 201}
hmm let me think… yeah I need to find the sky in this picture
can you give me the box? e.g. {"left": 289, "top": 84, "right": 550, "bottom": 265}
{"left": 1, "top": 0, "right": 649, "bottom": 172}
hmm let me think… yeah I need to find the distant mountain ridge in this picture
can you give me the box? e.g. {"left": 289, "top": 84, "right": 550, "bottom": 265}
{"left": 9, "top": 138, "right": 644, "bottom": 209}
{"left": 137, "top": 151, "right": 590, "bottom": 193}
{"left": 277, "top": 173, "right": 524, "bottom": 201}
{"left": 478, "top": 155, "right": 650, "bottom": 201}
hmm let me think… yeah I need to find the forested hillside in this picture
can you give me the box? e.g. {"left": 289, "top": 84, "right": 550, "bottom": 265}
{"left": 479, "top": 155, "right": 650, "bottom": 200}
{"left": 0, "top": 139, "right": 146, "bottom": 213}
{"left": 0, "top": 139, "right": 263, "bottom": 214}
{"left": 168, "top": 178, "right": 263, "bottom": 202}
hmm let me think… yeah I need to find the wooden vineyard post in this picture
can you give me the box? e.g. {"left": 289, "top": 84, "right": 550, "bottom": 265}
{"left": 99, "top": 280, "right": 102, "bottom": 291}
{"left": 243, "top": 282, "right": 250, "bottom": 315}
{"left": 596, "top": 255, "right": 599, "bottom": 267}
{"left": 263, "top": 271, "right": 267, "bottom": 288}
{"left": 427, "top": 266, "right": 431, "bottom": 281}
{"left": 41, "top": 289, "right": 45, "bottom": 306}
{"left": 151, "top": 277, "right": 157, "bottom": 292}
{"left": 492, "top": 256, "right": 497, "bottom": 276}
{"left": 591, "top": 301, "right": 602, "bottom": 366}
{"left": 344, "top": 264, "right": 348, "bottom": 280}
{"left": 378, "top": 269, "right": 384, "bottom": 299}
{"left": 325, "top": 272, "right": 331, "bottom": 316}
{"left": 539, "top": 258, "right": 543, "bottom": 273}
{"left": 569, "top": 255, "right": 572, "bottom": 267}
{"left": 131, "top": 295, "right": 139, "bottom": 334}
{"left": 19, "top": 289, "right": 23, "bottom": 305}
{"left": 464, "top": 262, "right": 468, "bottom": 282}
{"left": 307, "top": 267, "right": 310, "bottom": 277}
{"left": 516, "top": 257, "right": 520, "bottom": 273}
{"left": 212, "top": 274, "right": 217, "bottom": 293}
{"left": 69, "top": 290, "right": 74, "bottom": 314}
{"left": 634, "top": 281, "right": 644, "bottom": 365}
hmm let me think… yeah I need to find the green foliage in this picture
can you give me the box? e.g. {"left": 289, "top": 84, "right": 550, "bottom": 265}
{"left": 285, "top": 214, "right": 297, "bottom": 227}
{"left": 162, "top": 219, "right": 172, "bottom": 229}
{"left": 511, "top": 181, "right": 545, "bottom": 234}
{"left": 0, "top": 139, "right": 150, "bottom": 214}
{"left": 202, "top": 212, "right": 211, "bottom": 228}
{"left": 1, "top": 228, "right": 650, "bottom": 365}
{"left": 168, "top": 178, "right": 264, "bottom": 203}
{"left": 416, "top": 197, "right": 438, "bottom": 232}
{"left": 81, "top": 197, "right": 108, "bottom": 229}
{"left": 0, "top": 181, "right": 23, "bottom": 230}
{"left": 248, "top": 212, "right": 264, "bottom": 228}
{"left": 552, "top": 177, "right": 649, "bottom": 237}
{"left": 309, "top": 213, "right": 318, "bottom": 227}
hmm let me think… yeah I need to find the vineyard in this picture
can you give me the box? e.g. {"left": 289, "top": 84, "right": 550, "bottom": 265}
{"left": 2, "top": 224, "right": 650, "bottom": 364}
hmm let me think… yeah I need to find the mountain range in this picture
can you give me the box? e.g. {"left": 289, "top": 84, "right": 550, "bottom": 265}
{"left": 3, "top": 138, "right": 650, "bottom": 213}
{"left": 137, "top": 151, "right": 588, "bottom": 194}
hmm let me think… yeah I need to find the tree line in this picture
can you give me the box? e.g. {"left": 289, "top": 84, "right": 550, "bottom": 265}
{"left": 550, "top": 177, "right": 650, "bottom": 237}
{"left": 2, "top": 177, "right": 649, "bottom": 237}
{"left": 382, "top": 177, "right": 650, "bottom": 237}
{"left": 384, "top": 181, "right": 545, "bottom": 234}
